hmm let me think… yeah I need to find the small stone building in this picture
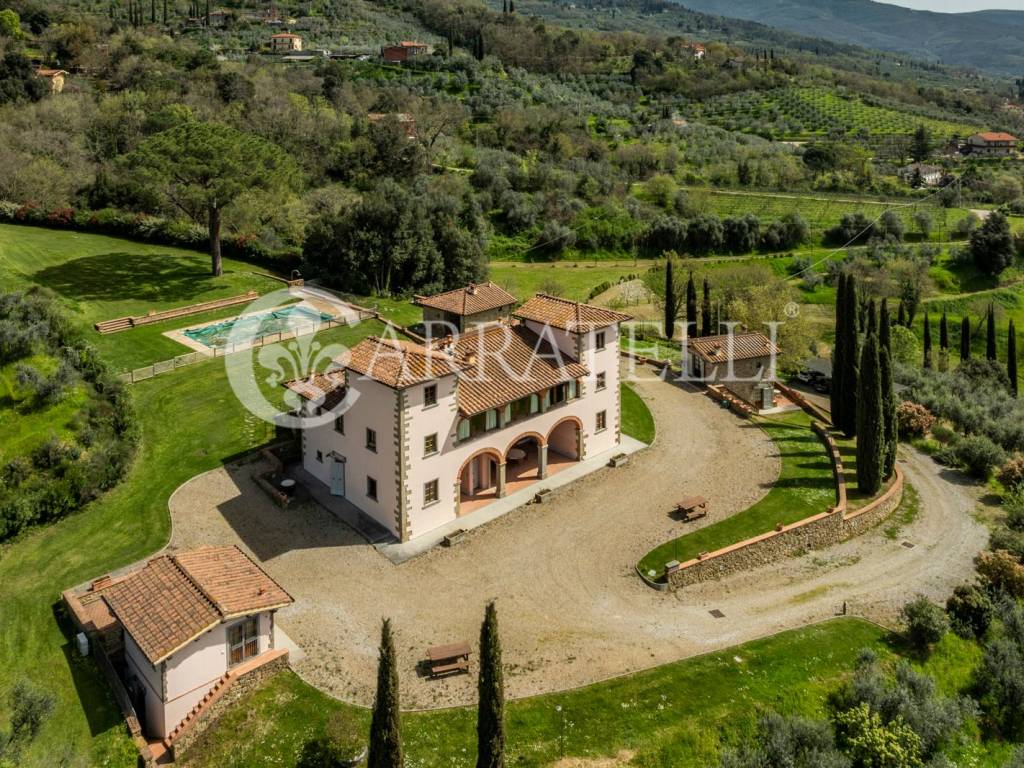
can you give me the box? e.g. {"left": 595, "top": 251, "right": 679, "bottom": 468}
{"left": 687, "top": 332, "right": 780, "bottom": 409}
{"left": 413, "top": 282, "right": 517, "bottom": 333}
{"left": 269, "top": 32, "right": 303, "bottom": 52}
{"left": 36, "top": 68, "right": 68, "bottom": 93}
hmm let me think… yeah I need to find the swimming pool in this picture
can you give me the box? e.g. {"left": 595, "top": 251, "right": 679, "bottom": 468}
{"left": 184, "top": 305, "right": 333, "bottom": 349}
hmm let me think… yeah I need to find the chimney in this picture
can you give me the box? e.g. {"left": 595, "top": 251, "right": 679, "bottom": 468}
{"left": 466, "top": 353, "right": 477, "bottom": 366}
{"left": 467, "top": 284, "right": 478, "bottom": 295}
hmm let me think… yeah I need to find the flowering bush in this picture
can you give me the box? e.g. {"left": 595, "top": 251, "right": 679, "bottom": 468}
{"left": 998, "top": 455, "right": 1024, "bottom": 489}
{"left": 897, "top": 401, "right": 935, "bottom": 438}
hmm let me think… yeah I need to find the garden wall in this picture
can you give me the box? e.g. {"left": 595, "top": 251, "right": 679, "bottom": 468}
{"left": 666, "top": 426, "right": 903, "bottom": 590}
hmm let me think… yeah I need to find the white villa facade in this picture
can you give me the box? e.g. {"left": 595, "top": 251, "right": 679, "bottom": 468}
{"left": 290, "top": 293, "right": 631, "bottom": 542}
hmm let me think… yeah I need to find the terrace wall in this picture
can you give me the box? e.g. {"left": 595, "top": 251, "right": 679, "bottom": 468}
{"left": 665, "top": 424, "right": 902, "bottom": 590}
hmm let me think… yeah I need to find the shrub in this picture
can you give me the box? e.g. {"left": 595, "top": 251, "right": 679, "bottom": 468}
{"left": 999, "top": 455, "right": 1024, "bottom": 490}
{"left": 7, "top": 679, "right": 55, "bottom": 743}
{"left": 901, "top": 595, "right": 949, "bottom": 652}
{"left": 977, "top": 550, "right": 1024, "bottom": 598}
{"left": 896, "top": 401, "right": 935, "bottom": 438}
{"left": 974, "top": 635, "right": 1024, "bottom": 740}
{"left": 954, "top": 434, "right": 1006, "bottom": 479}
{"left": 946, "top": 583, "right": 994, "bottom": 640}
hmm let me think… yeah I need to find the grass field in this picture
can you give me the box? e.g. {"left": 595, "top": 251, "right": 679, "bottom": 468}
{"left": 489, "top": 261, "right": 649, "bottom": 302}
{"left": 181, "top": 618, "right": 894, "bottom": 768}
{"left": 620, "top": 382, "right": 655, "bottom": 444}
{"left": 684, "top": 188, "right": 973, "bottom": 240}
{"left": 689, "top": 86, "right": 982, "bottom": 141}
{"left": 637, "top": 410, "right": 836, "bottom": 579}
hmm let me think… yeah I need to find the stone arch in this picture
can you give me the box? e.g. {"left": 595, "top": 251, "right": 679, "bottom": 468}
{"left": 502, "top": 431, "right": 546, "bottom": 460}
{"left": 547, "top": 416, "right": 584, "bottom": 461}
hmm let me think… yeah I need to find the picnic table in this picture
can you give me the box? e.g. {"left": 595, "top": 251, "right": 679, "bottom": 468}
{"left": 674, "top": 495, "right": 708, "bottom": 522}
{"left": 426, "top": 641, "right": 471, "bottom": 678}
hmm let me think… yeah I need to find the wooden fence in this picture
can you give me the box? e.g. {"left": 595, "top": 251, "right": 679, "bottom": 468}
{"left": 118, "top": 313, "right": 374, "bottom": 384}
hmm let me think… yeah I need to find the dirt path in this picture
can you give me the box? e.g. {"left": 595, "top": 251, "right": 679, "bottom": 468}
{"left": 168, "top": 372, "right": 986, "bottom": 709}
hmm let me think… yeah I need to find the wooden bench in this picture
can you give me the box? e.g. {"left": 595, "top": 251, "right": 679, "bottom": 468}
{"left": 426, "top": 641, "right": 471, "bottom": 678}
{"left": 674, "top": 495, "right": 708, "bottom": 522}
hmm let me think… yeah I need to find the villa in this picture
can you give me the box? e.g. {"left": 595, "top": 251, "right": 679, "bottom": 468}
{"left": 288, "top": 292, "right": 630, "bottom": 542}
{"left": 966, "top": 131, "right": 1018, "bottom": 157}
{"left": 686, "top": 331, "right": 780, "bottom": 410}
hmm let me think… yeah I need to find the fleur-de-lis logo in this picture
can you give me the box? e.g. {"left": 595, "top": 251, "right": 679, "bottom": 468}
{"left": 225, "top": 288, "right": 363, "bottom": 429}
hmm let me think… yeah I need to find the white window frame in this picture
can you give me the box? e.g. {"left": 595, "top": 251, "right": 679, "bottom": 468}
{"left": 227, "top": 616, "right": 259, "bottom": 667}
{"left": 424, "top": 479, "right": 439, "bottom": 506}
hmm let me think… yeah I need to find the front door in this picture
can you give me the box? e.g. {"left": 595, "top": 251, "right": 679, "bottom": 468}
{"left": 330, "top": 457, "right": 345, "bottom": 497}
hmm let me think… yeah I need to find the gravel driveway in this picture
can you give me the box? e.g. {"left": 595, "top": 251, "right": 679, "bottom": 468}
{"left": 168, "top": 367, "right": 986, "bottom": 708}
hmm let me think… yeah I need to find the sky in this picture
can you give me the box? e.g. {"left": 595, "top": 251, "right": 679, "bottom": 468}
{"left": 877, "top": 0, "right": 1024, "bottom": 10}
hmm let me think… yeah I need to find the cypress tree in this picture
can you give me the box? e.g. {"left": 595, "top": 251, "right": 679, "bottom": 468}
{"left": 830, "top": 273, "right": 846, "bottom": 428}
{"left": 880, "top": 344, "right": 897, "bottom": 480}
{"left": 664, "top": 258, "right": 677, "bottom": 339}
{"left": 961, "top": 315, "right": 972, "bottom": 362}
{"left": 897, "top": 300, "right": 907, "bottom": 328}
{"left": 856, "top": 333, "right": 884, "bottom": 495}
{"left": 939, "top": 311, "right": 949, "bottom": 371}
{"left": 476, "top": 602, "right": 505, "bottom": 768}
{"left": 150, "top": 0, "right": 155, "bottom": 23}
{"left": 1010, "top": 319, "right": 1019, "bottom": 398}
{"left": 987, "top": 304, "right": 997, "bottom": 361}
{"left": 701, "top": 278, "right": 712, "bottom": 337}
{"left": 368, "top": 619, "right": 403, "bottom": 768}
{"left": 204, "top": 0, "right": 209, "bottom": 26}
{"left": 841, "top": 275, "right": 860, "bottom": 437}
{"left": 923, "top": 312, "right": 933, "bottom": 369}
{"left": 685, "top": 272, "right": 697, "bottom": 338}
{"left": 879, "top": 298, "right": 891, "bottom": 353}
{"left": 866, "top": 298, "right": 877, "bottom": 337}
{"left": 163, "top": 0, "right": 167, "bottom": 24}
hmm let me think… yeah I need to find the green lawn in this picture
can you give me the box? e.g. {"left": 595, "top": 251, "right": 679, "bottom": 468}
{"left": 181, "top": 618, "right": 891, "bottom": 768}
{"left": 489, "top": 261, "right": 649, "bottom": 302}
{"left": 0, "top": 316, "right": 386, "bottom": 764}
{"left": 637, "top": 410, "right": 836, "bottom": 580}
{"left": 0, "top": 355, "right": 91, "bottom": 465}
{"left": 0, "top": 224, "right": 284, "bottom": 370}
{"left": 620, "top": 382, "right": 655, "bottom": 444}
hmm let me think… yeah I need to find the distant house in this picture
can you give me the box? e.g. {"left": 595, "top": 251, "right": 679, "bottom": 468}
{"left": 722, "top": 57, "right": 745, "bottom": 71}
{"left": 381, "top": 41, "right": 432, "bottom": 63}
{"left": 966, "top": 132, "right": 1018, "bottom": 157}
{"left": 897, "top": 163, "right": 943, "bottom": 187}
{"left": 63, "top": 546, "right": 293, "bottom": 757}
{"left": 686, "top": 331, "right": 780, "bottom": 410}
{"left": 413, "top": 282, "right": 517, "bottom": 332}
{"left": 687, "top": 43, "right": 706, "bottom": 60}
{"left": 269, "top": 32, "right": 303, "bottom": 53}
{"left": 36, "top": 68, "right": 68, "bottom": 94}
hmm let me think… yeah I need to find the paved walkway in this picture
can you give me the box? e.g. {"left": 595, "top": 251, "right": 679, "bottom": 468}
{"left": 167, "top": 368, "right": 986, "bottom": 708}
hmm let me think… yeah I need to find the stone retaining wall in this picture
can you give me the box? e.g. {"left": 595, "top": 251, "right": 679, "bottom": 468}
{"left": 666, "top": 426, "right": 903, "bottom": 590}
{"left": 170, "top": 651, "right": 290, "bottom": 760}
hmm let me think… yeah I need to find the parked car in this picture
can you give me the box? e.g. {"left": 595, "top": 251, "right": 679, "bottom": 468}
{"left": 812, "top": 377, "right": 831, "bottom": 393}
{"left": 796, "top": 368, "right": 813, "bottom": 383}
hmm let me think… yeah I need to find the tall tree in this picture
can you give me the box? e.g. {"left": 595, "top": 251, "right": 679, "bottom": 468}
{"left": 841, "top": 275, "right": 860, "bottom": 437}
{"left": 685, "top": 271, "right": 697, "bottom": 338}
{"left": 476, "top": 602, "right": 505, "bottom": 768}
{"left": 866, "top": 298, "right": 877, "bottom": 336}
{"left": 879, "top": 298, "right": 891, "bottom": 353}
{"left": 922, "top": 311, "right": 933, "bottom": 369}
{"left": 701, "top": 278, "right": 712, "bottom": 337}
{"left": 960, "top": 315, "right": 972, "bottom": 362}
{"left": 856, "top": 333, "right": 884, "bottom": 495}
{"left": 880, "top": 343, "right": 897, "bottom": 480}
{"left": 910, "top": 125, "right": 931, "bottom": 163}
{"left": 1010, "top": 319, "right": 1019, "bottom": 398}
{"left": 831, "top": 273, "right": 847, "bottom": 429}
{"left": 897, "top": 300, "right": 907, "bottom": 328}
{"left": 369, "top": 619, "right": 403, "bottom": 768}
{"left": 130, "top": 121, "right": 299, "bottom": 276}
{"left": 663, "top": 257, "right": 677, "bottom": 339}
{"left": 939, "top": 311, "right": 949, "bottom": 371}
{"left": 987, "top": 304, "right": 998, "bottom": 361}
{"left": 971, "top": 210, "right": 1015, "bottom": 277}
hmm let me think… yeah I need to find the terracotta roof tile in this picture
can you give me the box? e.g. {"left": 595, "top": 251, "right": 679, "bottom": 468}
{"left": 413, "top": 282, "right": 516, "bottom": 317}
{"left": 973, "top": 131, "right": 1017, "bottom": 142}
{"left": 514, "top": 294, "right": 631, "bottom": 333}
{"left": 103, "top": 557, "right": 221, "bottom": 665}
{"left": 102, "top": 547, "right": 293, "bottom": 665}
{"left": 339, "top": 336, "right": 466, "bottom": 389}
{"left": 688, "top": 332, "right": 779, "bottom": 363}
{"left": 175, "top": 546, "right": 293, "bottom": 618}
{"left": 284, "top": 370, "right": 348, "bottom": 411}
{"left": 444, "top": 324, "right": 589, "bottom": 416}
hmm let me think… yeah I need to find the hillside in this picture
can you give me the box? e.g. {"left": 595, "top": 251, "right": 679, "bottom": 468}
{"left": 675, "top": 0, "right": 1024, "bottom": 75}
